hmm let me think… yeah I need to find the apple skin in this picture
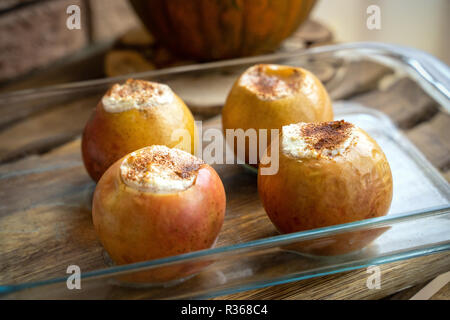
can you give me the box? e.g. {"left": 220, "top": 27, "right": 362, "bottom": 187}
{"left": 82, "top": 94, "right": 196, "bottom": 182}
{"left": 222, "top": 64, "right": 333, "bottom": 166}
{"left": 92, "top": 156, "right": 226, "bottom": 283}
{"left": 258, "top": 127, "right": 393, "bottom": 255}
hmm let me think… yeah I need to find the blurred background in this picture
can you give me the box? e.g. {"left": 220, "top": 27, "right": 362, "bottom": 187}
{"left": 313, "top": 0, "right": 449, "bottom": 64}
{"left": 0, "top": 0, "right": 448, "bottom": 88}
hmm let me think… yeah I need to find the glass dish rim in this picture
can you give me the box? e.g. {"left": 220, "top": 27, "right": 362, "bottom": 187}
{"left": 0, "top": 42, "right": 448, "bottom": 110}
{"left": 1, "top": 204, "right": 449, "bottom": 296}
{"left": 1, "top": 41, "right": 449, "bottom": 296}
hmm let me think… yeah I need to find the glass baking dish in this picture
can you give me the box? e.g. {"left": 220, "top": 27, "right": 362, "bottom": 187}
{"left": 0, "top": 42, "right": 449, "bottom": 299}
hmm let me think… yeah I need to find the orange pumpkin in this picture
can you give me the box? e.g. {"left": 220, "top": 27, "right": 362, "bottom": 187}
{"left": 130, "top": 0, "right": 317, "bottom": 60}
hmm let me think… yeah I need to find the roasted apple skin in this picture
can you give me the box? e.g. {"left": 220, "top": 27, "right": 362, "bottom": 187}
{"left": 222, "top": 64, "right": 333, "bottom": 166}
{"left": 258, "top": 126, "right": 393, "bottom": 255}
{"left": 92, "top": 149, "right": 226, "bottom": 283}
{"left": 82, "top": 83, "right": 195, "bottom": 182}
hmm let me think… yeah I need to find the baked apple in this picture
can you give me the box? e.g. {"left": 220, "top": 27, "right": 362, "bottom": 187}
{"left": 92, "top": 145, "right": 226, "bottom": 283}
{"left": 222, "top": 64, "right": 333, "bottom": 166}
{"left": 258, "top": 120, "right": 393, "bottom": 255}
{"left": 82, "top": 78, "right": 196, "bottom": 182}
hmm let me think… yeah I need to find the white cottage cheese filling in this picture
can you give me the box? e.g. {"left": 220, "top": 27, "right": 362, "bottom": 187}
{"left": 282, "top": 121, "right": 358, "bottom": 159}
{"left": 102, "top": 79, "right": 174, "bottom": 113}
{"left": 120, "top": 145, "right": 203, "bottom": 193}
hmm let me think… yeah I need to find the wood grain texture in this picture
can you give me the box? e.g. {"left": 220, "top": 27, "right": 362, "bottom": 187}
{"left": 216, "top": 252, "right": 450, "bottom": 300}
{"left": 0, "top": 94, "right": 100, "bottom": 163}
{"left": 431, "top": 283, "right": 450, "bottom": 300}
{"left": 386, "top": 282, "right": 428, "bottom": 300}
{"left": 0, "top": 0, "right": 88, "bottom": 83}
{"left": 0, "top": 0, "right": 37, "bottom": 11}
{"left": 0, "top": 51, "right": 448, "bottom": 299}
{"left": 0, "top": 116, "right": 278, "bottom": 286}
{"left": 352, "top": 77, "right": 439, "bottom": 129}
{"left": 406, "top": 112, "right": 450, "bottom": 171}
{"left": 0, "top": 42, "right": 111, "bottom": 94}
{"left": 1, "top": 112, "right": 449, "bottom": 299}
{"left": 388, "top": 274, "right": 450, "bottom": 300}
{"left": 326, "top": 60, "right": 393, "bottom": 100}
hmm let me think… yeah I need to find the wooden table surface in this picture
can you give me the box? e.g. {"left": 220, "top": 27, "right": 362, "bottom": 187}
{"left": 0, "top": 22, "right": 449, "bottom": 300}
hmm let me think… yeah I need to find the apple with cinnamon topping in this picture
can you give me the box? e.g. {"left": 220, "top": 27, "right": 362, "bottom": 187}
{"left": 82, "top": 79, "right": 196, "bottom": 182}
{"left": 92, "top": 145, "right": 226, "bottom": 283}
{"left": 222, "top": 64, "right": 333, "bottom": 166}
{"left": 258, "top": 120, "right": 393, "bottom": 255}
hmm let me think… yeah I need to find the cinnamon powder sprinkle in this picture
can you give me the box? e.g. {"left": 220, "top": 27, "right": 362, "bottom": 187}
{"left": 123, "top": 146, "right": 204, "bottom": 183}
{"left": 245, "top": 64, "right": 302, "bottom": 99}
{"left": 300, "top": 120, "right": 353, "bottom": 152}
{"left": 105, "top": 79, "right": 163, "bottom": 106}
